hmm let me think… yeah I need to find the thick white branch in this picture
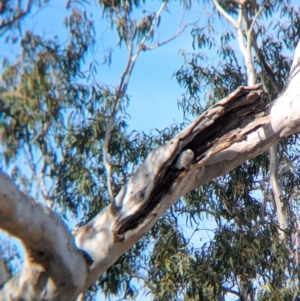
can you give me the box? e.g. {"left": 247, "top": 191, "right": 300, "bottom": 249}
{"left": 75, "top": 42, "right": 300, "bottom": 290}
{"left": 0, "top": 173, "right": 88, "bottom": 300}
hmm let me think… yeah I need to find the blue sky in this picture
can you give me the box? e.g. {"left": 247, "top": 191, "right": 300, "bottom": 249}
{"left": 0, "top": 0, "right": 215, "bottom": 132}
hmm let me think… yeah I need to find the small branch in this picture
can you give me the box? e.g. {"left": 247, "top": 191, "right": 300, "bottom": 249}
{"left": 248, "top": 5, "right": 264, "bottom": 38}
{"left": 269, "top": 144, "right": 288, "bottom": 242}
{"left": 240, "top": 5, "right": 257, "bottom": 85}
{"left": 23, "top": 144, "right": 36, "bottom": 183}
{"left": 138, "top": 1, "right": 167, "bottom": 48}
{"left": 242, "top": 10, "right": 281, "bottom": 93}
{"left": 102, "top": 1, "right": 168, "bottom": 212}
{"left": 102, "top": 40, "right": 134, "bottom": 210}
{"left": 252, "top": 39, "right": 281, "bottom": 93}
{"left": 233, "top": 8, "right": 248, "bottom": 78}
{"left": 236, "top": 3, "right": 243, "bottom": 28}
{"left": 131, "top": 271, "right": 155, "bottom": 291}
{"left": 39, "top": 159, "right": 53, "bottom": 208}
{"left": 170, "top": 205, "right": 178, "bottom": 224}
{"left": 221, "top": 286, "right": 239, "bottom": 296}
{"left": 245, "top": 6, "right": 264, "bottom": 85}
{"left": 0, "top": 1, "right": 32, "bottom": 34}
{"left": 175, "top": 208, "right": 215, "bottom": 216}
{"left": 117, "top": 0, "right": 167, "bottom": 96}
{"left": 146, "top": 19, "right": 201, "bottom": 50}
{"left": 211, "top": 0, "right": 238, "bottom": 28}
{"left": 186, "top": 227, "right": 201, "bottom": 246}
{"left": 103, "top": 121, "right": 116, "bottom": 207}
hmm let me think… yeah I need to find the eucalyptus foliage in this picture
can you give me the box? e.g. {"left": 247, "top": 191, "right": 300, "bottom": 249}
{"left": 1, "top": 0, "right": 300, "bottom": 300}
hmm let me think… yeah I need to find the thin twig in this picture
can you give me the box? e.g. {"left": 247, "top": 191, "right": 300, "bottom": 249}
{"left": 252, "top": 34, "right": 281, "bottom": 93}
{"left": 221, "top": 286, "right": 239, "bottom": 296}
{"left": 146, "top": 19, "right": 201, "bottom": 51}
{"left": 175, "top": 208, "right": 215, "bottom": 216}
{"left": 102, "top": 100, "right": 120, "bottom": 207}
{"left": 0, "top": 0, "right": 32, "bottom": 33}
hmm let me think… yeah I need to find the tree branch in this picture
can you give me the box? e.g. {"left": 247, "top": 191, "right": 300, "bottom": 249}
{"left": 146, "top": 18, "right": 201, "bottom": 51}
{"left": 211, "top": 0, "right": 238, "bottom": 28}
{"left": 221, "top": 286, "right": 239, "bottom": 296}
{"left": 0, "top": 173, "right": 88, "bottom": 300}
{"left": 175, "top": 208, "right": 215, "bottom": 217}
{"left": 0, "top": 1, "right": 33, "bottom": 34}
{"left": 75, "top": 43, "right": 300, "bottom": 287}
{"left": 103, "top": 1, "right": 168, "bottom": 212}
{"left": 238, "top": 5, "right": 256, "bottom": 85}
{"left": 252, "top": 39, "right": 282, "bottom": 93}
{"left": 269, "top": 144, "right": 288, "bottom": 242}
{"left": 248, "top": 5, "right": 264, "bottom": 38}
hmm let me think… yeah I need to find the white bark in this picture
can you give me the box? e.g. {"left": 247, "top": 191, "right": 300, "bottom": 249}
{"left": 1, "top": 41, "right": 300, "bottom": 301}
{"left": 269, "top": 144, "right": 289, "bottom": 242}
{"left": 0, "top": 173, "right": 88, "bottom": 300}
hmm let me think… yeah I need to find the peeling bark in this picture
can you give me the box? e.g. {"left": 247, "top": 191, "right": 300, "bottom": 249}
{"left": 1, "top": 42, "right": 300, "bottom": 300}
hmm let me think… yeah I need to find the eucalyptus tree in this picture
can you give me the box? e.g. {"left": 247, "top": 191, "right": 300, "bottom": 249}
{"left": 1, "top": 0, "right": 300, "bottom": 301}
{"left": 174, "top": 1, "right": 300, "bottom": 299}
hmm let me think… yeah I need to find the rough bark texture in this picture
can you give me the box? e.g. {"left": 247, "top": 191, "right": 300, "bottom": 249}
{"left": 1, "top": 42, "right": 300, "bottom": 300}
